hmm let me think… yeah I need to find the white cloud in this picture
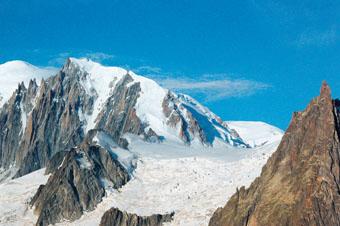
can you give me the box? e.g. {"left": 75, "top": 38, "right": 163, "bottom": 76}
{"left": 296, "top": 27, "right": 337, "bottom": 47}
{"left": 155, "top": 75, "right": 270, "bottom": 101}
{"left": 134, "top": 65, "right": 162, "bottom": 74}
{"left": 133, "top": 66, "right": 269, "bottom": 101}
{"left": 84, "top": 52, "right": 115, "bottom": 62}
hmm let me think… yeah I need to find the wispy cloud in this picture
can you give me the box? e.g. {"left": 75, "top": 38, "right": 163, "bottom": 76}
{"left": 134, "top": 65, "right": 162, "bottom": 74}
{"left": 84, "top": 52, "right": 115, "bottom": 62}
{"left": 158, "top": 76, "right": 270, "bottom": 101}
{"left": 296, "top": 27, "right": 337, "bottom": 47}
{"left": 134, "top": 65, "right": 270, "bottom": 102}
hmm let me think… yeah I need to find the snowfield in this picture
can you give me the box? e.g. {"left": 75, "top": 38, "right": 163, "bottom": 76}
{"left": 0, "top": 134, "right": 282, "bottom": 226}
{"left": 226, "top": 121, "right": 283, "bottom": 147}
{"left": 70, "top": 139, "right": 281, "bottom": 226}
{"left": 0, "top": 169, "right": 48, "bottom": 226}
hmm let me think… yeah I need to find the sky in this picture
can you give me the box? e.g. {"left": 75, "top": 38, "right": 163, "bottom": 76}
{"left": 0, "top": 0, "right": 339, "bottom": 129}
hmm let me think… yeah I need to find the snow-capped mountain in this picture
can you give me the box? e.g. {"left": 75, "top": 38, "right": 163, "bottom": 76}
{"left": 0, "top": 58, "right": 249, "bottom": 177}
{"left": 68, "top": 58, "right": 247, "bottom": 147}
{"left": 0, "top": 58, "right": 283, "bottom": 226}
{"left": 0, "top": 60, "right": 57, "bottom": 107}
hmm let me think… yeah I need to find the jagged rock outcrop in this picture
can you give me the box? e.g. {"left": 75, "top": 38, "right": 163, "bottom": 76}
{"left": 0, "top": 59, "right": 151, "bottom": 178}
{"left": 31, "top": 130, "right": 132, "bottom": 226}
{"left": 209, "top": 82, "right": 340, "bottom": 226}
{"left": 0, "top": 60, "right": 94, "bottom": 177}
{"left": 0, "top": 80, "right": 39, "bottom": 169}
{"left": 94, "top": 73, "right": 145, "bottom": 148}
{"left": 99, "top": 207, "right": 174, "bottom": 226}
{"left": 14, "top": 61, "right": 95, "bottom": 177}
{"left": 162, "top": 92, "right": 247, "bottom": 146}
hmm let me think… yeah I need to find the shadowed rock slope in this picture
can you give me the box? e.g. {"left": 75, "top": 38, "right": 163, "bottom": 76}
{"left": 99, "top": 207, "right": 174, "bottom": 226}
{"left": 209, "top": 82, "right": 340, "bottom": 226}
{"left": 30, "top": 130, "right": 132, "bottom": 226}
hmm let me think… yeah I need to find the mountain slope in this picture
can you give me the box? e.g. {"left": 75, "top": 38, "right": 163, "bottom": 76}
{"left": 30, "top": 130, "right": 133, "bottom": 226}
{"left": 209, "top": 82, "right": 340, "bottom": 226}
{"left": 70, "top": 58, "right": 247, "bottom": 147}
{"left": 225, "top": 121, "right": 283, "bottom": 147}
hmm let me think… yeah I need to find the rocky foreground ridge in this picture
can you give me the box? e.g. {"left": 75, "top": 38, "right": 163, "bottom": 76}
{"left": 209, "top": 82, "right": 340, "bottom": 226}
{"left": 99, "top": 208, "right": 174, "bottom": 226}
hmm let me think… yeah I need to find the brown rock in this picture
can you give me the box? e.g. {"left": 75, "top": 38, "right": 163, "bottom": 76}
{"left": 209, "top": 81, "right": 340, "bottom": 226}
{"left": 99, "top": 207, "right": 174, "bottom": 226}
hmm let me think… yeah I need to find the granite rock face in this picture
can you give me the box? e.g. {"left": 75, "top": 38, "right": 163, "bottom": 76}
{"left": 209, "top": 82, "right": 340, "bottom": 226}
{"left": 0, "top": 59, "right": 148, "bottom": 178}
{"left": 16, "top": 74, "right": 89, "bottom": 177}
{"left": 0, "top": 80, "right": 38, "bottom": 169}
{"left": 31, "top": 130, "right": 131, "bottom": 226}
{"left": 94, "top": 73, "right": 145, "bottom": 148}
{"left": 1, "top": 60, "right": 93, "bottom": 177}
{"left": 99, "top": 207, "right": 174, "bottom": 226}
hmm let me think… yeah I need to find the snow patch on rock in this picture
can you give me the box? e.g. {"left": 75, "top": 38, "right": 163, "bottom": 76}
{"left": 93, "top": 131, "right": 137, "bottom": 173}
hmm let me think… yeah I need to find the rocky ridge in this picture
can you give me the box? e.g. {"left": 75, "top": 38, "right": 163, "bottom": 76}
{"left": 209, "top": 82, "right": 340, "bottom": 226}
{"left": 99, "top": 208, "right": 174, "bottom": 226}
{"left": 30, "top": 130, "right": 133, "bottom": 226}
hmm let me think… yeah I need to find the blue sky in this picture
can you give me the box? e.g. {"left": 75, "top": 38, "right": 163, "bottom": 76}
{"left": 0, "top": 0, "right": 339, "bottom": 129}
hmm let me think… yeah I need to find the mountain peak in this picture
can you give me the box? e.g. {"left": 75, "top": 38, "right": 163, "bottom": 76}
{"left": 320, "top": 80, "right": 331, "bottom": 100}
{"left": 0, "top": 60, "right": 34, "bottom": 69}
{"left": 209, "top": 83, "right": 340, "bottom": 226}
{"left": 63, "top": 57, "right": 128, "bottom": 76}
{"left": 68, "top": 57, "right": 98, "bottom": 70}
{"left": 0, "top": 60, "right": 56, "bottom": 107}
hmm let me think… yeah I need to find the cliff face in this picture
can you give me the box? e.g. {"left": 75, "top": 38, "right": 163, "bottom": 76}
{"left": 0, "top": 60, "right": 143, "bottom": 178}
{"left": 15, "top": 67, "right": 89, "bottom": 177}
{"left": 30, "top": 130, "right": 132, "bottom": 226}
{"left": 209, "top": 82, "right": 340, "bottom": 226}
{"left": 99, "top": 208, "right": 174, "bottom": 226}
{"left": 0, "top": 61, "right": 93, "bottom": 177}
{"left": 0, "top": 80, "right": 39, "bottom": 169}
